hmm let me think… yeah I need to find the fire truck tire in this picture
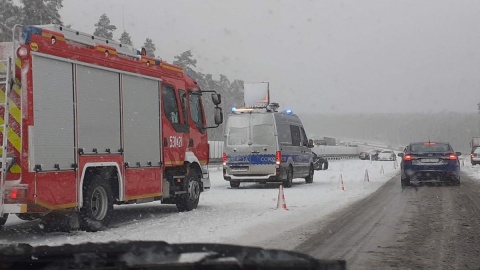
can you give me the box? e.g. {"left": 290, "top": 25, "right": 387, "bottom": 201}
{"left": 16, "top": 213, "right": 41, "bottom": 221}
{"left": 175, "top": 167, "right": 201, "bottom": 212}
{"left": 0, "top": 214, "right": 8, "bottom": 226}
{"left": 305, "top": 165, "right": 314, "bottom": 184}
{"left": 80, "top": 176, "right": 113, "bottom": 231}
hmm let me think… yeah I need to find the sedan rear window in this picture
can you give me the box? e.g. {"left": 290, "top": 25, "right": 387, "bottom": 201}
{"left": 410, "top": 143, "right": 451, "bottom": 152}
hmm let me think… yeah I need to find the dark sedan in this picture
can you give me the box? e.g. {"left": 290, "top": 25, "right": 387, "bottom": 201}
{"left": 398, "top": 142, "right": 461, "bottom": 188}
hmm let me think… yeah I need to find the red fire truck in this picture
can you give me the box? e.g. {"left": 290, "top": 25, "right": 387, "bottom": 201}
{"left": 0, "top": 24, "right": 223, "bottom": 231}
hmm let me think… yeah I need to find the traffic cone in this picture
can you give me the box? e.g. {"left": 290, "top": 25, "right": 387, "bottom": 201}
{"left": 276, "top": 185, "right": 289, "bottom": 210}
{"left": 380, "top": 165, "right": 384, "bottom": 174}
{"left": 364, "top": 169, "right": 369, "bottom": 182}
{"left": 339, "top": 174, "right": 345, "bottom": 191}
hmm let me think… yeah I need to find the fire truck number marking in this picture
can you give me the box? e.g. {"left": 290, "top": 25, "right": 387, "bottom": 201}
{"left": 169, "top": 136, "right": 182, "bottom": 148}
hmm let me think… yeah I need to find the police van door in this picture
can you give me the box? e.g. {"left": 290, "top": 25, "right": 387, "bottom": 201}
{"left": 249, "top": 113, "right": 276, "bottom": 174}
{"left": 299, "top": 126, "right": 312, "bottom": 174}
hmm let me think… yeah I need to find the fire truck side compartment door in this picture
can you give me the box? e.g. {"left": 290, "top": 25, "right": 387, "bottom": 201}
{"left": 76, "top": 65, "right": 121, "bottom": 154}
{"left": 122, "top": 74, "right": 161, "bottom": 167}
{"left": 32, "top": 55, "right": 75, "bottom": 171}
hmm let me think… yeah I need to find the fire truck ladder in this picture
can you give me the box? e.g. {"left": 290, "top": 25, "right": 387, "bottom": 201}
{"left": 0, "top": 57, "right": 12, "bottom": 216}
{"left": 41, "top": 24, "right": 139, "bottom": 58}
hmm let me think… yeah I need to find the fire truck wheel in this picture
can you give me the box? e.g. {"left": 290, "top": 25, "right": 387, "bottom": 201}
{"left": 16, "top": 213, "right": 41, "bottom": 221}
{"left": 305, "top": 165, "right": 314, "bottom": 184}
{"left": 283, "top": 166, "right": 293, "bottom": 188}
{"left": 176, "top": 168, "right": 201, "bottom": 212}
{"left": 0, "top": 214, "right": 8, "bottom": 226}
{"left": 80, "top": 176, "right": 113, "bottom": 231}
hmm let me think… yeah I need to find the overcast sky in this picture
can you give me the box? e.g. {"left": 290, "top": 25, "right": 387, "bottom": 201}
{"left": 60, "top": 0, "right": 480, "bottom": 114}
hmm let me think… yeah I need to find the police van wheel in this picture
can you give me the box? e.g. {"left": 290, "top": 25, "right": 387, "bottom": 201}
{"left": 230, "top": 181, "right": 240, "bottom": 188}
{"left": 0, "top": 214, "right": 7, "bottom": 226}
{"left": 305, "top": 165, "right": 314, "bottom": 184}
{"left": 80, "top": 176, "right": 113, "bottom": 232}
{"left": 176, "top": 168, "right": 201, "bottom": 212}
{"left": 284, "top": 166, "right": 293, "bottom": 188}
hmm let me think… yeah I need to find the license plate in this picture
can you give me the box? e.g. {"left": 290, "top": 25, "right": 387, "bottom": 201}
{"left": 421, "top": 158, "right": 439, "bottom": 163}
{"left": 231, "top": 167, "right": 248, "bottom": 172}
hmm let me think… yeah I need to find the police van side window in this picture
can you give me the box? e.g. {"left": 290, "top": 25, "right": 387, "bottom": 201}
{"left": 300, "top": 127, "right": 308, "bottom": 147}
{"left": 290, "top": 125, "right": 301, "bottom": 146}
{"left": 162, "top": 85, "right": 180, "bottom": 124}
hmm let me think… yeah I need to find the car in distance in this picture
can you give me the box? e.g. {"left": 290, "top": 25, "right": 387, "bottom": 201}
{"left": 369, "top": 150, "right": 381, "bottom": 160}
{"left": 359, "top": 151, "right": 370, "bottom": 160}
{"left": 398, "top": 142, "right": 461, "bottom": 188}
{"left": 471, "top": 147, "right": 480, "bottom": 165}
{"left": 313, "top": 152, "right": 329, "bottom": 170}
{"left": 377, "top": 150, "right": 396, "bottom": 161}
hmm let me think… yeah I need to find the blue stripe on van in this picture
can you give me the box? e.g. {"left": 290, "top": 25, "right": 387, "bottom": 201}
{"left": 227, "top": 154, "right": 311, "bottom": 165}
{"left": 227, "top": 154, "right": 276, "bottom": 165}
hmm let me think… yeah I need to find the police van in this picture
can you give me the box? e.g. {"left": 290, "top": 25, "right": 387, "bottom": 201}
{"left": 223, "top": 103, "right": 315, "bottom": 188}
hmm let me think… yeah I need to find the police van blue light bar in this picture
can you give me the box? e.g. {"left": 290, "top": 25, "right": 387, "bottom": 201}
{"left": 285, "top": 109, "right": 293, "bottom": 114}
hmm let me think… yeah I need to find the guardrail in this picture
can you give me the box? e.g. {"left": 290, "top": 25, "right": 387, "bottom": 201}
{"left": 322, "top": 155, "right": 359, "bottom": 161}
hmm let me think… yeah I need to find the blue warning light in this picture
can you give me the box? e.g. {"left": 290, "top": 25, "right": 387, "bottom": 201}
{"left": 285, "top": 109, "right": 293, "bottom": 114}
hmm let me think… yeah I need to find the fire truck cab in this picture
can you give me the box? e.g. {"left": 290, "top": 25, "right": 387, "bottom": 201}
{"left": 0, "top": 24, "right": 222, "bottom": 231}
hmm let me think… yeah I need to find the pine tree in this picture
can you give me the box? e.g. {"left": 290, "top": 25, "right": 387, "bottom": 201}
{"left": 173, "top": 50, "right": 197, "bottom": 69}
{"left": 0, "top": 0, "right": 22, "bottom": 42}
{"left": 143, "top": 38, "right": 156, "bottom": 57}
{"left": 93, "top": 14, "right": 116, "bottom": 40}
{"left": 119, "top": 30, "right": 132, "bottom": 46}
{"left": 22, "top": 0, "right": 63, "bottom": 25}
{"left": 173, "top": 50, "right": 200, "bottom": 79}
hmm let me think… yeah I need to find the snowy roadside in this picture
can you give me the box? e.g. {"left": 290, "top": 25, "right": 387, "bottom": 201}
{"left": 457, "top": 159, "right": 479, "bottom": 179}
{"left": 2, "top": 159, "right": 399, "bottom": 249}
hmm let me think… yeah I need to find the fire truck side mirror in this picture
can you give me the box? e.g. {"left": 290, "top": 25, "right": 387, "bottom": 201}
{"left": 211, "top": 93, "right": 221, "bottom": 106}
{"left": 214, "top": 107, "right": 223, "bottom": 125}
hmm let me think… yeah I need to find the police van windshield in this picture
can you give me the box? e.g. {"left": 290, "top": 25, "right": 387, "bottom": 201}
{"left": 252, "top": 124, "right": 275, "bottom": 146}
{"left": 227, "top": 113, "right": 275, "bottom": 146}
{"left": 227, "top": 114, "right": 249, "bottom": 145}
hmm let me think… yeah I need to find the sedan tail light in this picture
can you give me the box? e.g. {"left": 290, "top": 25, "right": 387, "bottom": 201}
{"left": 448, "top": 154, "right": 457, "bottom": 160}
{"left": 403, "top": 154, "right": 413, "bottom": 161}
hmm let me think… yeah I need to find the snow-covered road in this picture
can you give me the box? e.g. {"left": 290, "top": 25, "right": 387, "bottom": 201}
{"left": 1, "top": 160, "right": 399, "bottom": 248}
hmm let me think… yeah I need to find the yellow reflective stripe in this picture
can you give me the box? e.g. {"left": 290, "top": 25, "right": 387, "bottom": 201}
{"left": 16, "top": 58, "right": 21, "bottom": 68}
{"left": 0, "top": 85, "right": 22, "bottom": 103}
{"left": 164, "top": 161, "right": 184, "bottom": 166}
{"left": 9, "top": 103, "right": 21, "bottom": 124}
{"left": 10, "top": 164, "right": 21, "bottom": 173}
{"left": 6, "top": 127, "right": 20, "bottom": 153}
{"left": 36, "top": 199, "right": 77, "bottom": 210}
{"left": 124, "top": 193, "right": 162, "bottom": 201}
{"left": 12, "top": 83, "right": 21, "bottom": 97}
{"left": 0, "top": 118, "right": 21, "bottom": 153}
